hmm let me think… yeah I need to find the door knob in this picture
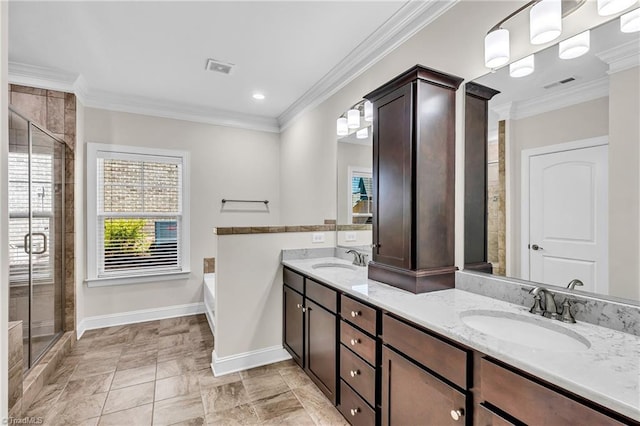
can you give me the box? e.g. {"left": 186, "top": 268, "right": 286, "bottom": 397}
{"left": 531, "top": 244, "right": 543, "bottom": 251}
{"left": 450, "top": 409, "right": 464, "bottom": 421}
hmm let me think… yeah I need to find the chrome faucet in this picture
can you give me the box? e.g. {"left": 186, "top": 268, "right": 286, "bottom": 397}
{"left": 346, "top": 249, "right": 368, "bottom": 267}
{"left": 529, "top": 286, "right": 558, "bottom": 319}
{"left": 566, "top": 279, "right": 584, "bottom": 290}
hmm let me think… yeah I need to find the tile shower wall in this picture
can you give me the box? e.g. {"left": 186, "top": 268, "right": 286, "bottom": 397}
{"left": 9, "top": 84, "right": 76, "bottom": 332}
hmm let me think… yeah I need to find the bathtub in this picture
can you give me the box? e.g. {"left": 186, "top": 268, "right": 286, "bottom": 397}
{"left": 203, "top": 273, "right": 215, "bottom": 335}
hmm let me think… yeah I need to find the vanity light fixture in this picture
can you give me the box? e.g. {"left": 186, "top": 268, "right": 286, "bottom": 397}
{"left": 484, "top": 28, "right": 510, "bottom": 68}
{"left": 337, "top": 117, "right": 348, "bottom": 136}
{"left": 484, "top": 0, "right": 588, "bottom": 69}
{"left": 347, "top": 109, "right": 360, "bottom": 129}
{"left": 252, "top": 93, "right": 265, "bottom": 100}
{"left": 559, "top": 30, "right": 590, "bottom": 59}
{"left": 621, "top": 8, "right": 640, "bottom": 32}
{"left": 356, "top": 128, "right": 369, "bottom": 139}
{"left": 364, "top": 101, "right": 373, "bottom": 122}
{"left": 597, "top": 0, "right": 636, "bottom": 15}
{"left": 509, "top": 54, "right": 535, "bottom": 77}
{"left": 530, "top": 0, "right": 562, "bottom": 44}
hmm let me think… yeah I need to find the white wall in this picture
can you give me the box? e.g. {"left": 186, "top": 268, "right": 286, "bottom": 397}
{"left": 82, "top": 108, "right": 282, "bottom": 319}
{"left": 1, "top": 1, "right": 9, "bottom": 420}
{"left": 215, "top": 232, "right": 335, "bottom": 362}
{"left": 609, "top": 66, "right": 640, "bottom": 300}
{"left": 507, "top": 97, "right": 609, "bottom": 278}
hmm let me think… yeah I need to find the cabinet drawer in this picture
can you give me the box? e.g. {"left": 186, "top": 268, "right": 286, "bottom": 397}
{"left": 339, "top": 380, "right": 376, "bottom": 426}
{"left": 382, "top": 314, "right": 467, "bottom": 389}
{"left": 340, "top": 345, "right": 375, "bottom": 406}
{"left": 283, "top": 267, "right": 304, "bottom": 294}
{"left": 306, "top": 278, "right": 337, "bottom": 313}
{"left": 341, "top": 295, "right": 377, "bottom": 335}
{"left": 481, "top": 359, "right": 624, "bottom": 426}
{"left": 477, "top": 403, "right": 520, "bottom": 426}
{"left": 340, "top": 321, "right": 376, "bottom": 366}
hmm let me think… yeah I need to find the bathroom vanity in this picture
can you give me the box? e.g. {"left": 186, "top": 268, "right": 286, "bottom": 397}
{"left": 281, "top": 256, "right": 640, "bottom": 426}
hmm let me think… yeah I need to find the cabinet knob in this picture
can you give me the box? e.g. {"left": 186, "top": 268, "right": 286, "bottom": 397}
{"left": 350, "top": 338, "right": 360, "bottom": 346}
{"left": 349, "top": 369, "right": 360, "bottom": 377}
{"left": 296, "top": 303, "right": 302, "bottom": 309}
{"left": 450, "top": 409, "right": 464, "bottom": 421}
{"left": 350, "top": 408, "right": 360, "bottom": 416}
{"left": 350, "top": 311, "right": 361, "bottom": 318}
{"left": 302, "top": 307, "right": 307, "bottom": 313}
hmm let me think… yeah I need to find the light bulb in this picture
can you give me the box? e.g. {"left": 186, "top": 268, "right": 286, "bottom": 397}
{"left": 347, "top": 109, "right": 360, "bottom": 129}
{"left": 559, "top": 30, "right": 590, "bottom": 59}
{"left": 530, "top": 0, "right": 562, "bottom": 45}
{"left": 337, "top": 117, "right": 348, "bottom": 136}
{"left": 484, "top": 28, "right": 510, "bottom": 68}
{"left": 509, "top": 55, "right": 535, "bottom": 78}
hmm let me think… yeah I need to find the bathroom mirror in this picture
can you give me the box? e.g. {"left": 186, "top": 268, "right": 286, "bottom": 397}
{"left": 466, "top": 16, "right": 640, "bottom": 302}
{"left": 336, "top": 101, "right": 373, "bottom": 251}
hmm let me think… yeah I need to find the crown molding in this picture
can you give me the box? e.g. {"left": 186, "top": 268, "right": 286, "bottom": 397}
{"left": 277, "top": 0, "right": 460, "bottom": 131}
{"left": 491, "top": 77, "right": 609, "bottom": 121}
{"left": 9, "top": 61, "right": 279, "bottom": 133}
{"left": 9, "top": 62, "right": 87, "bottom": 103}
{"left": 595, "top": 39, "right": 640, "bottom": 75}
{"left": 83, "top": 90, "right": 280, "bottom": 133}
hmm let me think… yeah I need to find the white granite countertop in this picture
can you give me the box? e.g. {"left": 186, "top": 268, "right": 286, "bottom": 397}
{"left": 282, "top": 257, "right": 640, "bottom": 421}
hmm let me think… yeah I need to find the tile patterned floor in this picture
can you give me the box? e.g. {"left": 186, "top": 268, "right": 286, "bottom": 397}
{"left": 23, "top": 315, "right": 348, "bottom": 425}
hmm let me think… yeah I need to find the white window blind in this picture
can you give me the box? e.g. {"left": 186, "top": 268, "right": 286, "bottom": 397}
{"left": 95, "top": 151, "right": 186, "bottom": 278}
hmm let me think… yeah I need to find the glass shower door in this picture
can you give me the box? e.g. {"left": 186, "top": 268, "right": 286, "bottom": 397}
{"left": 8, "top": 109, "right": 65, "bottom": 370}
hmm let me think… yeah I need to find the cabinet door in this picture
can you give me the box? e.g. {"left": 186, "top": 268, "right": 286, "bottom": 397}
{"left": 283, "top": 285, "right": 304, "bottom": 367}
{"left": 382, "top": 346, "right": 467, "bottom": 426}
{"left": 372, "top": 83, "right": 413, "bottom": 269}
{"left": 306, "top": 299, "right": 337, "bottom": 404}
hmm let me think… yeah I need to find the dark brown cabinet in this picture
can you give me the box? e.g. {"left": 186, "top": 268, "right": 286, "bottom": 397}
{"left": 282, "top": 268, "right": 337, "bottom": 404}
{"left": 382, "top": 346, "right": 467, "bottom": 426}
{"left": 283, "top": 285, "right": 304, "bottom": 367}
{"left": 365, "top": 65, "right": 464, "bottom": 294}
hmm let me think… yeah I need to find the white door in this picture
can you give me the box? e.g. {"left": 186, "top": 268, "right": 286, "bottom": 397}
{"left": 527, "top": 144, "right": 608, "bottom": 294}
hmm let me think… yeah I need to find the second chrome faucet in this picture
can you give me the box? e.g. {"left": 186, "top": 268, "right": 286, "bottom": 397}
{"left": 529, "top": 280, "right": 586, "bottom": 324}
{"left": 346, "top": 249, "right": 368, "bottom": 267}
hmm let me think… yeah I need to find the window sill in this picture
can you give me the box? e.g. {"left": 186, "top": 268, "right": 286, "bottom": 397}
{"left": 85, "top": 270, "right": 191, "bottom": 287}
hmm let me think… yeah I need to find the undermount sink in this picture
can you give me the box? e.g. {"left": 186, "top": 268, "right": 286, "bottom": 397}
{"left": 312, "top": 262, "right": 358, "bottom": 271}
{"left": 460, "top": 310, "right": 591, "bottom": 352}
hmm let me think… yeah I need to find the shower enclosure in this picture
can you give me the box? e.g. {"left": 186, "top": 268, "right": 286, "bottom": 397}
{"left": 8, "top": 107, "right": 65, "bottom": 371}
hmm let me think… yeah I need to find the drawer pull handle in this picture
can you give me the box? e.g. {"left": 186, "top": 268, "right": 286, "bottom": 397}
{"left": 350, "top": 311, "right": 361, "bottom": 318}
{"left": 450, "top": 409, "right": 464, "bottom": 421}
{"left": 350, "top": 338, "right": 360, "bottom": 346}
{"left": 349, "top": 369, "right": 360, "bottom": 377}
{"left": 296, "top": 303, "right": 302, "bottom": 309}
{"left": 350, "top": 408, "right": 360, "bottom": 416}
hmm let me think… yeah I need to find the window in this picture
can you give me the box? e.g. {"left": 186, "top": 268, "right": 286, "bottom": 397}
{"left": 87, "top": 144, "right": 190, "bottom": 286}
{"left": 349, "top": 167, "right": 373, "bottom": 224}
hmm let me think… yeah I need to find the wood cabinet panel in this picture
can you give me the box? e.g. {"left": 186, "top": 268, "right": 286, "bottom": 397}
{"left": 283, "top": 267, "right": 304, "bottom": 294}
{"left": 339, "top": 380, "right": 376, "bottom": 426}
{"left": 306, "top": 299, "right": 337, "bottom": 404}
{"left": 382, "top": 346, "right": 467, "bottom": 426}
{"left": 481, "top": 359, "right": 624, "bottom": 426}
{"left": 283, "top": 284, "right": 304, "bottom": 367}
{"left": 306, "top": 278, "right": 337, "bottom": 314}
{"left": 340, "top": 344, "right": 376, "bottom": 406}
{"left": 383, "top": 314, "right": 468, "bottom": 389}
{"left": 340, "top": 320, "right": 376, "bottom": 366}
{"left": 341, "top": 295, "right": 377, "bottom": 336}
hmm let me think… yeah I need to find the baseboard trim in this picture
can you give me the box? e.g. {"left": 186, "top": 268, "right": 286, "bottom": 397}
{"left": 76, "top": 302, "right": 205, "bottom": 339}
{"left": 212, "top": 345, "right": 291, "bottom": 377}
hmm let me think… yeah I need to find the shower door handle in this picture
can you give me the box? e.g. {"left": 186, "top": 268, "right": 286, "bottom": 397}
{"left": 24, "top": 232, "right": 47, "bottom": 255}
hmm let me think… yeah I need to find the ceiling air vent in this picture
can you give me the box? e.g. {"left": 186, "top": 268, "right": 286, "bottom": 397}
{"left": 205, "top": 59, "right": 235, "bottom": 75}
{"left": 543, "top": 76, "right": 577, "bottom": 89}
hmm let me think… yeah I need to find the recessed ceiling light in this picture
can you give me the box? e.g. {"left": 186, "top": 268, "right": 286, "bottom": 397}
{"left": 252, "top": 93, "right": 265, "bottom": 100}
